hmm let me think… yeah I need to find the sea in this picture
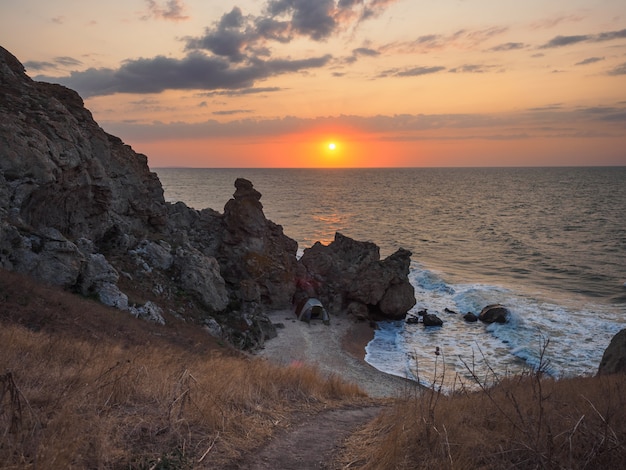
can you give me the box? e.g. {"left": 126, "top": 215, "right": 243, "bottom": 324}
{"left": 155, "top": 167, "right": 626, "bottom": 390}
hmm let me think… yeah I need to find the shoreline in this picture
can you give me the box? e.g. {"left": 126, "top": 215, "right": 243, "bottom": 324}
{"left": 257, "top": 310, "right": 415, "bottom": 398}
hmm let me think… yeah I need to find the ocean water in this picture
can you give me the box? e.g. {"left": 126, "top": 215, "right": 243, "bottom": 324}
{"left": 155, "top": 167, "right": 626, "bottom": 389}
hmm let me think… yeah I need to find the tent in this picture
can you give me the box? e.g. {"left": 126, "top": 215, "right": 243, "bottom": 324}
{"left": 295, "top": 298, "right": 330, "bottom": 325}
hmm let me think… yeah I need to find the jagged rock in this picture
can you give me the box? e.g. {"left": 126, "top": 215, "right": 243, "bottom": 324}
{"left": 10, "top": 227, "right": 85, "bottom": 287}
{"left": 423, "top": 313, "right": 443, "bottom": 327}
{"left": 299, "top": 232, "right": 415, "bottom": 320}
{"left": 97, "top": 282, "right": 129, "bottom": 310}
{"left": 217, "top": 178, "right": 299, "bottom": 309}
{"left": 173, "top": 246, "right": 229, "bottom": 312}
{"left": 79, "top": 253, "right": 119, "bottom": 296}
{"left": 598, "top": 329, "right": 626, "bottom": 375}
{"left": 130, "top": 301, "right": 165, "bottom": 325}
{"left": 129, "top": 239, "right": 173, "bottom": 271}
{"left": 479, "top": 304, "right": 509, "bottom": 324}
{"left": 203, "top": 318, "right": 223, "bottom": 338}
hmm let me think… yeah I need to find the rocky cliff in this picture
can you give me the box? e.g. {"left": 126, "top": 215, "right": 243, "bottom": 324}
{"left": 0, "top": 45, "right": 415, "bottom": 349}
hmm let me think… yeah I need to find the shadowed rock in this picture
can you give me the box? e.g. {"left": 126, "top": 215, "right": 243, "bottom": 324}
{"left": 598, "top": 329, "right": 626, "bottom": 375}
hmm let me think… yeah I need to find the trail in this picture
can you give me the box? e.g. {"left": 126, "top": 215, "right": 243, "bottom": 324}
{"left": 229, "top": 405, "right": 383, "bottom": 469}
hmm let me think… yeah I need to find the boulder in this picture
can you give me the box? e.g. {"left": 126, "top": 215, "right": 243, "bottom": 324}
{"left": 298, "top": 232, "right": 415, "bottom": 320}
{"left": 423, "top": 313, "right": 443, "bottom": 327}
{"left": 479, "top": 304, "right": 509, "bottom": 324}
{"left": 598, "top": 329, "right": 626, "bottom": 375}
{"left": 463, "top": 312, "right": 479, "bottom": 322}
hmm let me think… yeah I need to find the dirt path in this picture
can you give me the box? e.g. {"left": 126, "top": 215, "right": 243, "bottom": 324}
{"left": 229, "top": 405, "right": 383, "bottom": 469}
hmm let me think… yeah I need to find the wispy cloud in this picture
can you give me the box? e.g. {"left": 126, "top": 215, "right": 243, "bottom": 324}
{"left": 101, "top": 104, "right": 626, "bottom": 142}
{"left": 383, "top": 27, "right": 509, "bottom": 55}
{"left": 24, "top": 56, "right": 83, "bottom": 72}
{"left": 488, "top": 42, "right": 526, "bottom": 52}
{"left": 143, "top": 0, "right": 189, "bottom": 22}
{"left": 212, "top": 109, "right": 254, "bottom": 116}
{"left": 448, "top": 64, "right": 496, "bottom": 73}
{"left": 381, "top": 65, "right": 446, "bottom": 77}
{"left": 539, "top": 28, "right": 626, "bottom": 49}
{"left": 608, "top": 62, "right": 626, "bottom": 75}
{"left": 529, "top": 14, "right": 585, "bottom": 30}
{"left": 575, "top": 56, "right": 604, "bottom": 66}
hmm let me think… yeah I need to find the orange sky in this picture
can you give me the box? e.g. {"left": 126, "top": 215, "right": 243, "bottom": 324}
{"left": 2, "top": 0, "right": 626, "bottom": 167}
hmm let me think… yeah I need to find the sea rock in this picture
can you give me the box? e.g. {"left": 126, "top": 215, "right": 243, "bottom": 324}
{"left": 423, "top": 313, "right": 443, "bottom": 327}
{"left": 479, "top": 304, "right": 509, "bottom": 324}
{"left": 597, "top": 329, "right": 626, "bottom": 375}
{"left": 463, "top": 312, "right": 479, "bottom": 322}
{"left": 298, "top": 232, "right": 416, "bottom": 320}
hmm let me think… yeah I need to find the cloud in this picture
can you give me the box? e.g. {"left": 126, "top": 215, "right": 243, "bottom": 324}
{"left": 212, "top": 109, "right": 254, "bottom": 116}
{"left": 575, "top": 57, "right": 604, "bottom": 66}
{"left": 101, "top": 104, "right": 626, "bottom": 143}
{"left": 24, "top": 56, "right": 83, "bottom": 72}
{"left": 184, "top": 1, "right": 400, "bottom": 63}
{"left": 529, "top": 14, "right": 585, "bottom": 30}
{"left": 36, "top": 52, "right": 332, "bottom": 97}
{"left": 608, "top": 62, "right": 626, "bottom": 76}
{"left": 382, "top": 65, "right": 446, "bottom": 77}
{"left": 353, "top": 47, "right": 380, "bottom": 57}
{"left": 539, "top": 28, "right": 626, "bottom": 49}
{"left": 488, "top": 42, "right": 526, "bottom": 52}
{"left": 384, "top": 27, "right": 509, "bottom": 55}
{"left": 448, "top": 64, "right": 495, "bottom": 73}
{"left": 199, "top": 87, "right": 283, "bottom": 97}
{"left": 143, "top": 0, "right": 189, "bottom": 22}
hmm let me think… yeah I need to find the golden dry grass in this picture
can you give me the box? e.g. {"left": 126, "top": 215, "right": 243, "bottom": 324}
{"left": 0, "top": 270, "right": 366, "bottom": 469}
{"left": 338, "top": 368, "right": 626, "bottom": 469}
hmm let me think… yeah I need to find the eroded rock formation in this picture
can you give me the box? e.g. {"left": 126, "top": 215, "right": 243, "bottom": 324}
{"left": 298, "top": 232, "right": 416, "bottom": 320}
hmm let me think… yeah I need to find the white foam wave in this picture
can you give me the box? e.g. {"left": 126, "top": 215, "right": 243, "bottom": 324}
{"left": 365, "top": 264, "right": 625, "bottom": 391}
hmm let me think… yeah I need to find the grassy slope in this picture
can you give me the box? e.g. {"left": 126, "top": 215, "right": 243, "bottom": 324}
{"left": 0, "top": 269, "right": 366, "bottom": 469}
{"left": 2, "top": 268, "right": 624, "bottom": 469}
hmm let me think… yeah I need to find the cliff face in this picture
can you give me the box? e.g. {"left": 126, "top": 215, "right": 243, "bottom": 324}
{"left": 0, "top": 45, "right": 301, "bottom": 349}
{"left": 0, "top": 46, "right": 166, "bottom": 242}
{"left": 0, "top": 45, "right": 415, "bottom": 350}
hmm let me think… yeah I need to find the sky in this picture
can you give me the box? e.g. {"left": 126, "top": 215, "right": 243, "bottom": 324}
{"left": 2, "top": 0, "right": 626, "bottom": 168}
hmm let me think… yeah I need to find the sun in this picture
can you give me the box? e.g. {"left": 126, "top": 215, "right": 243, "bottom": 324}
{"left": 328, "top": 142, "right": 336, "bottom": 150}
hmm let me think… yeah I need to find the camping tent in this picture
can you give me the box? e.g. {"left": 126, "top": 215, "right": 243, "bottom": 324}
{"left": 295, "top": 298, "right": 330, "bottom": 325}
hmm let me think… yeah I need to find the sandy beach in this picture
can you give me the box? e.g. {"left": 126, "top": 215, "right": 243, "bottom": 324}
{"left": 256, "top": 310, "right": 414, "bottom": 398}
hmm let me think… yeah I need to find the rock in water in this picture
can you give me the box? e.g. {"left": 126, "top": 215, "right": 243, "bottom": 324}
{"left": 598, "top": 329, "right": 626, "bottom": 375}
{"left": 423, "top": 313, "right": 443, "bottom": 327}
{"left": 479, "top": 304, "right": 509, "bottom": 324}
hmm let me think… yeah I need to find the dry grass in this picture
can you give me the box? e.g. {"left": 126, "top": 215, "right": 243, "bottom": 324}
{"left": 339, "top": 361, "right": 626, "bottom": 469}
{"left": 0, "top": 270, "right": 366, "bottom": 469}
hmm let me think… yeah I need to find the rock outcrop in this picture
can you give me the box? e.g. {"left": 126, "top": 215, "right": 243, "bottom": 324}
{"left": 298, "top": 232, "right": 415, "bottom": 320}
{"left": 598, "top": 329, "right": 626, "bottom": 376}
{"left": 0, "top": 45, "right": 416, "bottom": 349}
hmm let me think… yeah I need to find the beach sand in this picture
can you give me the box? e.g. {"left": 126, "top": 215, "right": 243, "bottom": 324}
{"left": 256, "top": 310, "right": 414, "bottom": 398}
